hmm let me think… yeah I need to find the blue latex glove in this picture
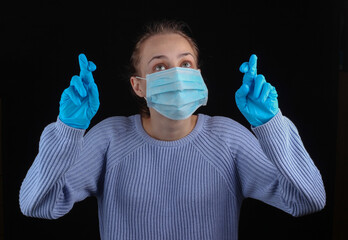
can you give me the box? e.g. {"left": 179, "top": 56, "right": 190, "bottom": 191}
{"left": 235, "top": 54, "right": 279, "bottom": 127}
{"left": 59, "top": 53, "right": 100, "bottom": 129}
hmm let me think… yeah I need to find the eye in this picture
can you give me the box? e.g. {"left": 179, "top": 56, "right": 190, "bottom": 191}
{"left": 181, "top": 61, "right": 192, "bottom": 68}
{"left": 154, "top": 64, "right": 166, "bottom": 72}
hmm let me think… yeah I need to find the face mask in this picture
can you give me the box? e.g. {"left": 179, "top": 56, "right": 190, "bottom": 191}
{"left": 136, "top": 67, "right": 208, "bottom": 120}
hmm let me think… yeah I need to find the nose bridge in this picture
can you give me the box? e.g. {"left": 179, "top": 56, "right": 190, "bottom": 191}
{"left": 174, "top": 69, "right": 186, "bottom": 90}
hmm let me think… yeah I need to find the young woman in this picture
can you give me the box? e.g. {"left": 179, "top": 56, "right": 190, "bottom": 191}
{"left": 20, "top": 20, "right": 326, "bottom": 240}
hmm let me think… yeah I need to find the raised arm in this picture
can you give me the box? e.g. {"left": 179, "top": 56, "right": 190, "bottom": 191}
{"left": 19, "top": 54, "right": 105, "bottom": 219}
{"left": 234, "top": 54, "right": 325, "bottom": 216}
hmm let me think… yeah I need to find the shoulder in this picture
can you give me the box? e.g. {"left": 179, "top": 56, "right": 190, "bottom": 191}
{"left": 85, "top": 115, "right": 137, "bottom": 140}
{"left": 200, "top": 114, "right": 257, "bottom": 146}
{"left": 95, "top": 115, "right": 135, "bottom": 130}
{"left": 202, "top": 114, "right": 251, "bottom": 136}
{"left": 203, "top": 115, "right": 241, "bottom": 128}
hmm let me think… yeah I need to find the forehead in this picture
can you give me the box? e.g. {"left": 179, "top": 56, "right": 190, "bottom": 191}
{"left": 140, "top": 33, "right": 196, "bottom": 61}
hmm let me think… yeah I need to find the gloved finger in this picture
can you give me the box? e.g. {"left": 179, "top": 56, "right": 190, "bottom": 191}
{"left": 270, "top": 86, "right": 278, "bottom": 98}
{"left": 70, "top": 75, "right": 87, "bottom": 98}
{"left": 253, "top": 74, "right": 266, "bottom": 99}
{"left": 235, "top": 83, "right": 250, "bottom": 109}
{"left": 88, "top": 61, "right": 96, "bottom": 72}
{"left": 88, "top": 82, "right": 100, "bottom": 109}
{"left": 64, "top": 86, "right": 81, "bottom": 106}
{"left": 79, "top": 53, "right": 96, "bottom": 84}
{"left": 241, "top": 54, "right": 258, "bottom": 87}
{"left": 260, "top": 82, "right": 272, "bottom": 103}
{"left": 248, "top": 54, "right": 257, "bottom": 76}
{"left": 239, "top": 62, "right": 249, "bottom": 73}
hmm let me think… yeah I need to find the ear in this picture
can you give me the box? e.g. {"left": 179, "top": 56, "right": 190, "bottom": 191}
{"left": 130, "top": 76, "right": 146, "bottom": 97}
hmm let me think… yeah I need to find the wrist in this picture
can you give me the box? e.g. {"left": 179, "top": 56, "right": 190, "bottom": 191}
{"left": 251, "top": 109, "right": 283, "bottom": 135}
{"left": 56, "top": 116, "right": 86, "bottom": 139}
{"left": 58, "top": 115, "right": 90, "bottom": 130}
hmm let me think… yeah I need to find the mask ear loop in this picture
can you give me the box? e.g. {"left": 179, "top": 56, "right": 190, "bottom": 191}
{"left": 135, "top": 76, "right": 146, "bottom": 80}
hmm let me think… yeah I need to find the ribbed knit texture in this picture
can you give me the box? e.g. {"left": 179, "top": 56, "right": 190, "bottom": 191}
{"left": 19, "top": 111, "right": 326, "bottom": 240}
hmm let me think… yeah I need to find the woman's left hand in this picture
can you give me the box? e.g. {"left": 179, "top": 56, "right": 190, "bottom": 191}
{"left": 235, "top": 54, "right": 279, "bottom": 127}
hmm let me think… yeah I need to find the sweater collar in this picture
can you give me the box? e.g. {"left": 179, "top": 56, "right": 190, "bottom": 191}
{"left": 134, "top": 114, "right": 205, "bottom": 147}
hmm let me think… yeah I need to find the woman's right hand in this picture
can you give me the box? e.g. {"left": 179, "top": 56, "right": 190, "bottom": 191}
{"left": 59, "top": 53, "right": 100, "bottom": 129}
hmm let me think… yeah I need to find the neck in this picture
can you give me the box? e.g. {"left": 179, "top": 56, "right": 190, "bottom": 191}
{"left": 141, "top": 110, "right": 198, "bottom": 141}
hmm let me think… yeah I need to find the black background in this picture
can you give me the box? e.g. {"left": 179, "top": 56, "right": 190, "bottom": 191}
{"left": 1, "top": 1, "right": 341, "bottom": 239}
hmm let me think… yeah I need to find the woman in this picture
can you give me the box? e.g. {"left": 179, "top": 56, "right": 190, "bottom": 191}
{"left": 19, "top": 20, "right": 326, "bottom": 240}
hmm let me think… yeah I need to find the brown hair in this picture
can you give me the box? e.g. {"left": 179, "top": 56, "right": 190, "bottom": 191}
{"left": 129, "top": 19, "right": 200, "bottom": 117}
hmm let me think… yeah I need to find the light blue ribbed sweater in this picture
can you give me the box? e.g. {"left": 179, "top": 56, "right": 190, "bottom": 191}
{"left": 19, "top": 111, "right": 326, "bottom": 239}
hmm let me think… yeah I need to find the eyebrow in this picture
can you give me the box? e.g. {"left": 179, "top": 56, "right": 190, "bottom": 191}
{"left": 178, "top": 52, "right": 194, "bottom": 59}
{"left": 147, "top": 52, "right": 195, "bottom": 65}
{"left": 147, "top": 55, "right": 167, "bottom": 65}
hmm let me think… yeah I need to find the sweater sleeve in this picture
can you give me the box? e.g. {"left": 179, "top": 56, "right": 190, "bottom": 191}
{"left": 19, "top": 118, "right": 109, "bottom": 219}
{"left": 234, "top": 110, "right": 326, "bottom": 217}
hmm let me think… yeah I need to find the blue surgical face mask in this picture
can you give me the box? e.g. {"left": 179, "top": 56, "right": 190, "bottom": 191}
{"left": 136, "top": 67, "right": 208, "bottom": 120}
